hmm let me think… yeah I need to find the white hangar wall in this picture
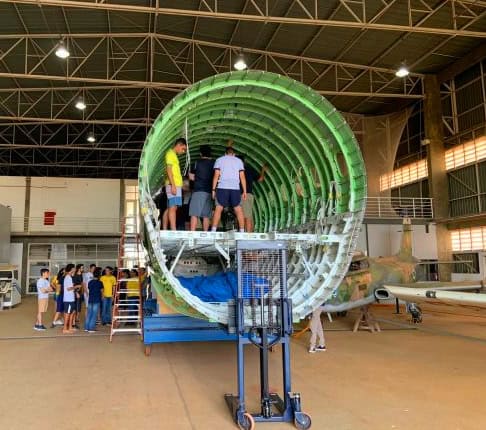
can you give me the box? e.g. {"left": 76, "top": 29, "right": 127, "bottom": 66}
{"left": 364, "top": 223, "right": 438, "bottom": 260}
{"left": 0, "top": 176, "right": 26, "bottom": 219}
{"left": 0, "top": 176, "right": 122, "bottom": 234}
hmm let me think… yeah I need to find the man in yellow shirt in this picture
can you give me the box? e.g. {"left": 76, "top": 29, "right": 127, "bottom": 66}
{"left": 100, "top": 266, "right": 117, "bottom": 325}
{"left": 163, "top": 137, "right": 187, "bottom": 230}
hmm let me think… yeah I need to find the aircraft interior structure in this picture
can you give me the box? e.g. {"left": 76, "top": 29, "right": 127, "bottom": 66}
{"left": 139, "top": 71, "right": 367, "bottom": 323}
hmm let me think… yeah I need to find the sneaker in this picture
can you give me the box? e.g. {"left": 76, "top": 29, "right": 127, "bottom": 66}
{"left": 88, "top": 330, "right": 96, "bottom": 333}
{"left": 39, "top": 325, "right": 47, "bottom": 330}
{"left": 54, "top": 320, "right": 64, "bottom": 326}
{"left": 34, "top": 325, "right": 46, "bottom": 331}
{"left": 50, "top": 323, "right": 56, "bottom": 328}
{"left": 308, "top": 347, "right": 316, "bottom": 353}
{"left": 316, "top": 345, "right": 327, "bottom": 352}
{"left": 84, "top": 329, "right": 89, "bottom": 332}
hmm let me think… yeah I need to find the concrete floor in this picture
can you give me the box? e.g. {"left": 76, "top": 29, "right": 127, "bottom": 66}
{"left": 1, "top": 297, "right": 486, "bottom": 430}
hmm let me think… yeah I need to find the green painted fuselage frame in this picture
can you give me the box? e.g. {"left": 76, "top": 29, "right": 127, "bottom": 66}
{"left": 139, "top": 71, "right": 367, "bottom": 322}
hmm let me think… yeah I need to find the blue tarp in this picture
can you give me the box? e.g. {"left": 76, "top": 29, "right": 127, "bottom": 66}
{"left": 177, "top": 272, "right": 270, "bottom": 302}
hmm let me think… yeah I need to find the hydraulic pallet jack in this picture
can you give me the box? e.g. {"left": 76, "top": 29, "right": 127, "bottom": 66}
{"left": 225, "top": 240, "right": 311, "bottom": 430}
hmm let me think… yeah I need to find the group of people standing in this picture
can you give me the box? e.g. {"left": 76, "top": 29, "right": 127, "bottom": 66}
{"left": 34, "top": 264, "right": 144, "bottom": 334}
{"left": 160, "top": 138, "right": 267, "bottom": 233}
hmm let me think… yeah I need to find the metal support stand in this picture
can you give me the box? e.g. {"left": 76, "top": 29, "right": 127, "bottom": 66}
{"left": 394, "top": 298, "right": 401, "bottom": 314}
{"left": 225, "top": 240, "right": 311, "bottom": 430}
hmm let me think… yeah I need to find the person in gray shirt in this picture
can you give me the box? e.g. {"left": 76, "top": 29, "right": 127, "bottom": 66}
{"left": 211, "top": 146, "right": 247, "bottom": 232}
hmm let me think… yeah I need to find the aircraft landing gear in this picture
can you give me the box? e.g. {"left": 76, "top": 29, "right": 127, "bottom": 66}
{"left": 407, "top": 303, "right": 422, "bottom": 324}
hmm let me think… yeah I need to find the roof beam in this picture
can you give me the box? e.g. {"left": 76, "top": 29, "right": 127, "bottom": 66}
{"left": 438, "top": 41, "right": 486, "bottom": 83}
{"left": 0, "top": 74, "right": 423, "bottom": 100}
{"left": 0, "top": 33, "right": 424, "bottom": 100}
{"left": 0, "top": 32, "right": 423, "bottom": 76}
{"left": 0, "top": 0, "right": 485, "bottom": 37}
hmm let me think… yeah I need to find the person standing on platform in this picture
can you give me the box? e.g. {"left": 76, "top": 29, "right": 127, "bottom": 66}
{"left": 240, "top": 156, "right": 267, "bottom": 232}
{"left": 211, "top": 146, "right": 247, "bottom": 232}
{"left": 100, "top": 266, "right": 116, "bottom": 325}
{"left": 189, "top": 145, "right": 214, "bottom": 231}
{"left": 34, "top": 268, "right": 52, "bottom": 331}
{"left": 162, "top": 137, "right": 187, "bottom": 230}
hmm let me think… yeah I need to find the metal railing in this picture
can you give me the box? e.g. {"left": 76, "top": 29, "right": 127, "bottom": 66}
{"left": 11, "top": 217, "right": 122, "bottom": 235}
{"left": 365, "top": 197, "right": 433, "bottom": 219}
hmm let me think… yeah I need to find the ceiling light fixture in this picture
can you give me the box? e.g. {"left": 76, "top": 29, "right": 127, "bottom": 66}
{"left": 75, "top": 99, "right": 86, "bottom": 110}
{"left": 233, "top": 51, "right": 247, "bottom": 71}
{"left": 86, "top": 132, "right": 96, "bottom": 143}
{"left": 55, "top": 40, "right": 70, "bottom": 59}
{"left": 395, "top": 64, "right": 409, "bottom": 78}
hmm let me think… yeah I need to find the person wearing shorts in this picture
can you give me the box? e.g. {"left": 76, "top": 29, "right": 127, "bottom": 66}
{"left": 239, "top": 156, "right": 267, "bottom": 233}
{"left": 189, "top": 145, "right": 214, "bottom": 231}
{"left": 162, "top": 137, "right": 187, "bottom": 230}
{"left": 34, "top": 268, "right": 52, "bottom": 331}
{"left": 51, "top": 268, "right": 65, "bottom": 327}
{"left": 211, "top": 146, "right": 247, "bottom": 232}
{"left": 62, "top": 264, "right": 76, "bottom": 334}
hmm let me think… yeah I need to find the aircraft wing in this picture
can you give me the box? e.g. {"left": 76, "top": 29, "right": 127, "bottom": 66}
{"left": 384, "top": 285, "right": 486, "bottom": 309}
{"left": 387, "top": 281, "right": 483, "bottom": 291}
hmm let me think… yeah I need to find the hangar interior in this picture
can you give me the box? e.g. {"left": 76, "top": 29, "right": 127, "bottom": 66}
{"left": 0, "top": 1, "right": 486, "bottom": 430}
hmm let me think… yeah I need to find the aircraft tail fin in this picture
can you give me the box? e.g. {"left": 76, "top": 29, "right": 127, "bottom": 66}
{"left": 397, "top": 217, "right": 414, "bottom": 261}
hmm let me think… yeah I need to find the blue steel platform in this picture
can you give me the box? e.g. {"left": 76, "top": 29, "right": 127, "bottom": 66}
{"left": 143, "top": 314, "right": 236, "bottom": 355}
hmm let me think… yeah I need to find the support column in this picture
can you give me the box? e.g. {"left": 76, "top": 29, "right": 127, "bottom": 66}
{"left": 424, "top": 75, "right": 451, "bottom": 281}
{"left": 23, "top": 177, "right": 31, "bottom": 232}
{"left": 119, "top": 179, "right": 125, "bottom": 222}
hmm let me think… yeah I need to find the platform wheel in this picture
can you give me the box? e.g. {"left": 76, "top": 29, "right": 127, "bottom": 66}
{"left": 294, "top": 412, "right": 311, "bottom": 430}
{"left": 237, "top": 412, "right": 255, "bottom": 430}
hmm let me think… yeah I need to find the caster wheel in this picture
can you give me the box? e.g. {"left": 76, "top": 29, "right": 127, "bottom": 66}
{"left": 144, "top": 345, "right": 152, "bottom": 356}
{"left": 237, "top": 412, "right": 255, "bottom": 430}
{"left": 294, "top": 412, "right": 311, "bottom": 430}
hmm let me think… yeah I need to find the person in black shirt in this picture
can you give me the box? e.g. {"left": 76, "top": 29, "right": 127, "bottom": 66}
{"left": 188, "top": 145, "right": 215, "bottom": 231}
{"left": 72, "top": 264, "right": 84, "bottom": 329}
{"left": 240, "top": 156, "right": 267, "bottom": 232}
{"left": 84, "top": 267, "right": 103, "bottom": 333}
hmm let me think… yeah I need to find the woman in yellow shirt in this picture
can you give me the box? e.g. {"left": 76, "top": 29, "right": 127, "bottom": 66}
{"left": 126, "top": 269, "right": 140, "bottom": 323}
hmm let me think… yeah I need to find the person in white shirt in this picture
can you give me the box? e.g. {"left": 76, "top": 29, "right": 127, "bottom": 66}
{"left": 34, "top": 268, "right": 52, "bottom": 331}
{"left": 211, "top": 146, "right": 247, "bottom": 232}
{"left": 62, "top": 264, "right": 76, "bottom": 334}
{"left": 82, "top": 264, "right": 96, "bottom": 304}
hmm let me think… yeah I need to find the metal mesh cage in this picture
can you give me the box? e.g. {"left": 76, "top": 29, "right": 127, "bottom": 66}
{"left": 231, "top": 240, "right": 288, "bottom": 332}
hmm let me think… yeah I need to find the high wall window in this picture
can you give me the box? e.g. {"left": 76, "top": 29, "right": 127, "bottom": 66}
{"left": 446, "top": 137, "right": 486, "bottom": 217}
{"left": 125, "top": 181, "right": 139, "bottom": 234}
{"left": 445, "top": 137, "right": 486, "bottom": 170}
{"left": 380, "top": 159, "right": 428, "bottom": 191}
{"left": 450, "top": 227, "right": 486, "bottom": 252}
{"left": 27, "top": 243, "right": 118, "bottom": 294}
{"left": 124, "top": 181, "right": 144, "bottom": 268}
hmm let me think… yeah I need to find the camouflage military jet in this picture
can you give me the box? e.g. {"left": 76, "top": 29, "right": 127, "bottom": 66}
{"left": 319, "top": 218, "right": 485, "bottom": 319}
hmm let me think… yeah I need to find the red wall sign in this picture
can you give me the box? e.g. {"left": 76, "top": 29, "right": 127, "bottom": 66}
{"left": 44, "top": 211, "right": 56, "bottom": 226}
